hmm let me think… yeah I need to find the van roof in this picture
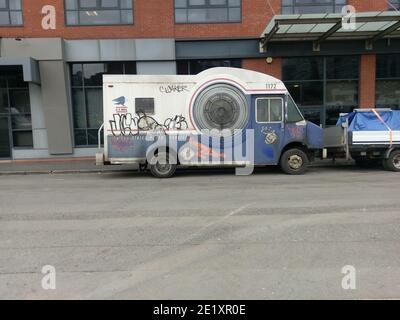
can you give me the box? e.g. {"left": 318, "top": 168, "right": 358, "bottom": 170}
{"left": 103, "top": 67, "right": 287, "bottom": 93}
{"left": 198, "top": 67, "right": 282, "bottom": 85}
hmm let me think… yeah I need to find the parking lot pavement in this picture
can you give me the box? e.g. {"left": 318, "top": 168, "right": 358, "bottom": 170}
{"left": 0, "top": 165, "right": 399, "bottom": 299}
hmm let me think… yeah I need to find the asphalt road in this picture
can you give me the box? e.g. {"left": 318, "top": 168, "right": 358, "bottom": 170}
{"left": 0, "top": 165, "right": 399, "bottom": 299}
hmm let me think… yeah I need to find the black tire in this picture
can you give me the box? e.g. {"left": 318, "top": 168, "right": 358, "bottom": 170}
{"left": 383, "top": 150, "right": 400, "bottom": 172}
{"left": 149, "top": 151, "right": 177, "bottom": 178}
{"left": 280, "top": 148, "right": 309, "bottom": 175}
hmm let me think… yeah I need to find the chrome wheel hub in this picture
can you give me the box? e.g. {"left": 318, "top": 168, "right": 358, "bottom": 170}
{"left": 155, "top": 162, "right": 171, "bottom": 173}
{"left": 393, "top": 154, "right": 400, "bottom": 169}
{"left": 288, "top": 155, "right": 303, "bottom": 170}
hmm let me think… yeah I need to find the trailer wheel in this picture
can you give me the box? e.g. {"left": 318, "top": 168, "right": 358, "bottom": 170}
{"left": 149, "top": 151, "right": 177, "bottom": 178}
{"left": 280, "top": 149, "right": 308, "bottom": 175}
{"left": 383, "top": 150, "right": 400, "bottom": 172}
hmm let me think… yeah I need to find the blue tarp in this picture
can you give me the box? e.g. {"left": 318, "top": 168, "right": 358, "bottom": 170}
{"left": 336, "top": 112, "right": 356, "bottom": 127}
{"left": 336, "top": 110, "right": 400, "bottom": 131}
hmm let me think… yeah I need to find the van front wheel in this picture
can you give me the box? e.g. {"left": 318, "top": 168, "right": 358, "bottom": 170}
{"left": 280, "top": 148, "right": 308, "bottom": 175}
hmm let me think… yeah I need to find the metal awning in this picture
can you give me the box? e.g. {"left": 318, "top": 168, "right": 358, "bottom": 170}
{"left": 0, "top": 57, "right": 40, "bottom": 84}
{"left": 260, "top": 11, "right": 400, "bottom": 51}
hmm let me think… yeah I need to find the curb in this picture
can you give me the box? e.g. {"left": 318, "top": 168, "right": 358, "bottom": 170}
{"left": 0, "top": 157, "right": 95, "bottom": 165}
{"left": 0, "top": 169, "right": 135, "bottom": 176}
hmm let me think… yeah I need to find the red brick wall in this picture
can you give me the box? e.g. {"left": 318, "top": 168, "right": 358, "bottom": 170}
{"left": 0, "top": 0, "right": 279, "bottom": 39}
{"left": 242, "top": 58, "right": 282, "bottom": 79}
{"left": 359, "top": 54, "right": 377, "bottom": 108}
{"left": 174, "top": 0, "right": 280, "bottom": 39}
{"left": 348, "top": 0, "right": 388, "bottom": 12}
{"left": 0, "top": 0, "right": 175, "bottom": 39}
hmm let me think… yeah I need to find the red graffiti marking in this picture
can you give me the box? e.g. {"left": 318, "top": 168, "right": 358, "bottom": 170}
{"left": 288, "top": 127, "right": 303, "bottom": 139}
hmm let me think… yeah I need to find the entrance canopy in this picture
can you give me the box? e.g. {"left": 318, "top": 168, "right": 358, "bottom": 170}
{"left": 0, "top": 57, "right": 40, "bottom": 84}
{"left": 260, "top": 11, "right": 400, "bottom": 51}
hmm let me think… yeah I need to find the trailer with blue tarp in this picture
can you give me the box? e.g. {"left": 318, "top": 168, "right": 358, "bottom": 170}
{"left": 324, "top": 109, "right": 400, "bottom": 171}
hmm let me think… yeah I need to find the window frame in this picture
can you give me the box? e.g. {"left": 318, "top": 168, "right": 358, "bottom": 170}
{"left": 64, "top": 0, "right": 134, "bottom": 26}
{"left": 0, "top": 67, "right": 33, "bottom": 149}
{"left": 283, "top": 55, "right": 359, "bottom": 127}
{"left": 174, "top": 0, "right": 242, "bottom": 24}
{"left": 70, "top": 61, "right": 137, "bottom": 147}
{"left": 255, "top": 97, "right": 284, "bottom": 124}
{"left": 387, "top": 0, "right": 400, "bottom": 10}
{"left": 376, "top": 54, "right": 400, "bottom": 110}
{"left": 281, "top": 0, "right": 346, "bottom": 15}
{"left": 286, "top": 94, "right": 305, "bottom": 123}
{"left": 0, "top": 0, "right": 23, "bottom": 27}
{"left": 177, "top": 59, "right": 242, "bottom": 74}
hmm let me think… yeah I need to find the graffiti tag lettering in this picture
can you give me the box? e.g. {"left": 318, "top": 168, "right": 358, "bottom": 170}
{"left": 288, "top": 126, "right": 303, "bottom": 139}
{"left": 109, "top": 112, "right": 189, "bottom": 137}
{"left": 159, "top": 85, "right": 189, "bottom": 94}
{"left": 164, "top": 115, "right": 188, "bottom": 130}
{"left": 110, "top": 136, "right": 135, "bottom": 151}
{"left": 261, "top": 127, "right": 278, "bottom": 145}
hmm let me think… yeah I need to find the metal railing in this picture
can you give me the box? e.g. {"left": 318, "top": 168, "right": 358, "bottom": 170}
{"left": 98, "top": 123, "right": 104, "bottom": 150}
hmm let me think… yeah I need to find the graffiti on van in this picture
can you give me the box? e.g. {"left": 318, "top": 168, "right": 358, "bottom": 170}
{"left": 109, "top": 136, "right": 135, "bottom": 151}
{"left": 159, "top": 85, "right": 189, "bottom": 94}
{"left": 164, "top": 115, "right": 189, "bottom": 130}
{"left": 261, "top": 127, "right": 278, "bottom": 145}
{"left": 288, "top": 126, "right": 304, "bottom": 139}
{"left": 109, "top": 111, "right": 189, "bottom": 137}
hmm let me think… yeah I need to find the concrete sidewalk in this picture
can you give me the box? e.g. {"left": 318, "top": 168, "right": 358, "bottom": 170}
{"left": 0, "top": 157, "right": 354, "bottom": 175}
{"left": 0, "top": 157, "right": 137, "bottom": 175}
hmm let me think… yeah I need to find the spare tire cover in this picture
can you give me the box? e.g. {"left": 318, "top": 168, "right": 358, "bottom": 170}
{"left": 192, "top": 83, "right": 249, "bottom": 133}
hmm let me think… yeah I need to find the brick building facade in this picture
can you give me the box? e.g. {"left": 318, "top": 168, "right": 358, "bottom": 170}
{"left": 0, "top": 0, "right": 399, "bottom": 159}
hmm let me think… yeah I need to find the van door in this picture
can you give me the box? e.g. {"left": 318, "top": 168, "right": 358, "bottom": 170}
{"left": 252, "top": 95, "right": 285, "bottom": 165}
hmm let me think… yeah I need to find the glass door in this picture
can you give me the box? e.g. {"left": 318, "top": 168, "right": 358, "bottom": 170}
{"left": 0, "top": 116, "right": 11, "bottom": 159}
{"left": 0, "top": 66, "right": 34, "bottom": 158}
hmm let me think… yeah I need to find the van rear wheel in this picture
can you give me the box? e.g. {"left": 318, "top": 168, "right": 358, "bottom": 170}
{"left": 280, "top": 148, "right": 308, "bottom": 175}
{"left": 149, "top": 151, "right": 177, "bottom": 178}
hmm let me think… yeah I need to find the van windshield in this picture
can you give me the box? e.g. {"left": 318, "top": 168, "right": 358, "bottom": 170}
{"left": 287, "top": 95, "right": 304, "bottom": 123}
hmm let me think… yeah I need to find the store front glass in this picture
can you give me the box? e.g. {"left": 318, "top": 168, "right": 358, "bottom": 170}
{"left": 0, "top": 66, "right": 33, "bottom": 158}
{"left": 376, "top": 54, "right": 400, "bottom": 110}
{"left": 70, "top": 62, "right": 137, "bottom": 146}
{"left": 177, "top": 59, "right": 242, "bottom": 75}
{"left": 283, "top": 56, "right": 359, "bottom": 127}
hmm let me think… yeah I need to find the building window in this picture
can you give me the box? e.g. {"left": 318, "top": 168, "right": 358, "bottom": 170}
{"left": 0, "top": 0, "right": 23, "bottom": 26}
{"left": 376, "top": 54, "right": 400, "bottom": 110}
{"left": 283, "top": 56, "right": 359, "bottom": 127}
{"left": 65, "top": 0, "right": 133, "bottom": 26}
{"left": 281, "top": 0, "right": 346, "bottom": 14}
{"left": 70, "top": 62, "right": 136, "bottom": 146}
{"left": 177, "top": 59, "right": 242, "bottom": 74}
{"left": 388, "top": 0, "right": 400, "bottom": 10}
{"left": 175, "top": 0, "right": 241, "bottom": 24}
{"left": 0, "top": 66, "right": 33, "bottom": 149}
